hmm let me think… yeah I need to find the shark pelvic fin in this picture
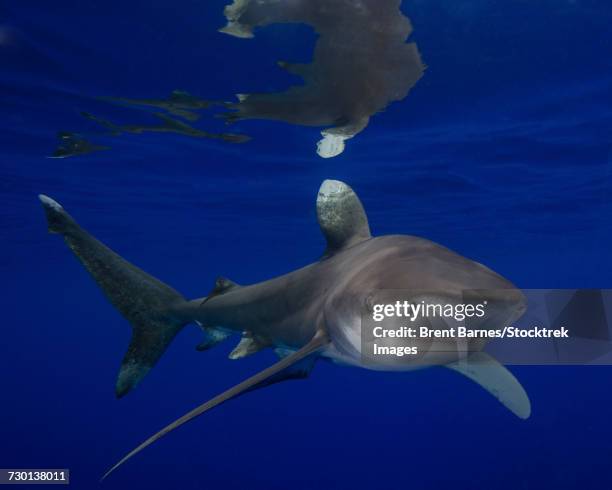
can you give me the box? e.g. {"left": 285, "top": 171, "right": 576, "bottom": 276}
{"left": 446, "top": 352, "right": 531, "bottom": 419}
{"left": 229, "top": 332, "right": 270, "bottom": 359}
{"left": 101, "top": 330, "right": 329, "bottom": 481}
{"left": 195, "top": 323, "right": 232, "bottom": 352}
{"left": 317, "top": 180, "right": 371, "bottom": 258}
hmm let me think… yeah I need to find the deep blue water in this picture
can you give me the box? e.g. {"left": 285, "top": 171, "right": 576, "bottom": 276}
{"left": 2, "top": 1, "right": 612, "bottom": 488}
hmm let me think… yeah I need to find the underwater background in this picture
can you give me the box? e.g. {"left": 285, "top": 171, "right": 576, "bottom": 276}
{"left": 2, "top": 0, "right": 612, "bottom": 488}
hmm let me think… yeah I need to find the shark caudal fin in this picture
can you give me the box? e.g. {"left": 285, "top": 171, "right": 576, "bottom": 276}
{"left": 38, "top": 195, "right": 188, "bottom": 398}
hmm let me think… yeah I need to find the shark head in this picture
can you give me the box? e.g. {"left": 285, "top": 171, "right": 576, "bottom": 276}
{"left": 313, "top": 181, "right": 526, "bottom": 371}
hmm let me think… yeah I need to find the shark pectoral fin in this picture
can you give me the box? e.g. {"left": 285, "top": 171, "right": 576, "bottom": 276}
{"left": 316, "top": 180, "right": 371, "bottom": 258}
{"left": 101, "top": 330, "right": 330, "bottom": 481}
{"left": 228, "top": 332, "right": 270, "bottom": 359}
{"left": 446, "top": 352, "right": 531, "bottom": 419}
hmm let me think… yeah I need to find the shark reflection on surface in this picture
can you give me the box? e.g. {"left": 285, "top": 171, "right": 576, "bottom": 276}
{"left": 218, "top": 0, "right": 425, "bottom": 157}
{"left": 49, "top": 131, "right": 109, "bottom": 158}
{"left": 99, "top": 90, "right": 215, "bottom": 122}
{"left": 53, "top": 0, "right": 424, "bottom": 159}
{"left": 81, "top": 111, "right": 251, "bottom": 144}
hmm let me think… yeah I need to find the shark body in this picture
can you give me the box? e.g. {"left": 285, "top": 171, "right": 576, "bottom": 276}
{"left": 39, "top": 179, "right": 530, "bottom": 479}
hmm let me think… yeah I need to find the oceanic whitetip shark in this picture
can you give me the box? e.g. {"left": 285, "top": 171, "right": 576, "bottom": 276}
{"left": 38, "top": 180, "right": 531, "bottom": 480}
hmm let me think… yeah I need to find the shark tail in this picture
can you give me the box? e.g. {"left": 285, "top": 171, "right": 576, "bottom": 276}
{"left": 38, "top": 194, "right": 189, "bottom": 398}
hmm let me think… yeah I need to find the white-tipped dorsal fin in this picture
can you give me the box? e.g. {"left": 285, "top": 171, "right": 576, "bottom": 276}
{"left": 229, "top": 332, "right": 270, "bottom": 360}
{"left": 447, "top": 352, "right": 531, "bottom": 419}
{"left": 316, "top": 180, "right": 371, "bottom": 257}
